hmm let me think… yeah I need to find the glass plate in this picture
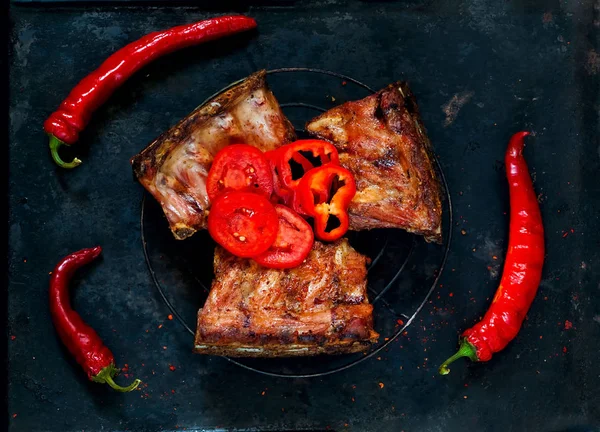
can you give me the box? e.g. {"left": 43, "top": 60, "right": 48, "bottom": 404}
{"left": 140, "top": 68, "right": 453, "bottom": 377}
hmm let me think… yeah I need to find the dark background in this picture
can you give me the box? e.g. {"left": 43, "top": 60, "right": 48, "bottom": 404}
{"left": 7, "top": 1, "right": 600, "bottom": 431}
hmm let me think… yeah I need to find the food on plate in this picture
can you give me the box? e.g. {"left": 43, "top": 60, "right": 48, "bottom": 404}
{"left": 207, "top": 191, "right": 279, "bottom": 258}
{"left": 49, "top": 247, "right": 141, "bottom": 392}
{"left": 252, "top": 205, "right": 314, "bottom": 269}
{"left": 306, "top": 81, "right": 443, "bottom": 243}
{"left": 206, "top": 144, "right": 274, "bottom": 200}
{"left": 45, "top": 15, "right": 258, "bottom": 169}
{"left": 131, "top": 70, "right": 296, "bottom": 240}
{"left": 297, "top": 165, "right": 357, "bottom": 242}
{"left": 439, "top": 132, "right": 544, "bottom": 375}
{"left": 194, "top": 239, "right": 379, "bottom": 357}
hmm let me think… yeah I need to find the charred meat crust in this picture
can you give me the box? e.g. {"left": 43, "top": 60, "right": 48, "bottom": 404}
{"left": 130, "top": 70, "right": 294, "bottom": 177}
{"left": 193, "top": 340, "right": 374, "bottom": 357}
{"left": 306, "top": 81, "right": 443, "bottom": 243}
{"left": 194, "top": 240, "right": 379, "bottom": 357}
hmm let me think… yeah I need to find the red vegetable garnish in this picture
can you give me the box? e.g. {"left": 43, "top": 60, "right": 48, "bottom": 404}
{"left": 44, "top": 15, "right": 257, "bottom": 169}
{"left": 275, "top": 139, "right": 340, "bottom": 192}
{"left": 208, "top": 191, "right": 279, "bottom": 257}
{"left": 439, "top": 132, "right": 545, "bottom": 375}
{"left": 265, "top": 149, "right": 294, "bottom": 206}
{"left": 206, "top": 144, "right": 273, "bottom": 201}
{"left": 50, "top": 247, "right": 141, "bottom": 392}
{"left": 252, "top": 205, "right": 314, "bottom": 269}
{"left": 297, "top": 165, "right": 356, "bottom": 242}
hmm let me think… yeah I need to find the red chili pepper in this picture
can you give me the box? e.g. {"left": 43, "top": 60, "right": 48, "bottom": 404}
{"left": 44, "top": 15, "right": 257, "bottom": 169}
{"left": 439, "top": 132, "right": 545, "bottom": 375}
{"left": 297, "top": 165, "right": 356, "bottom": 241}
{"left": 50, "top": 247, "right": 141, "bottom": 392}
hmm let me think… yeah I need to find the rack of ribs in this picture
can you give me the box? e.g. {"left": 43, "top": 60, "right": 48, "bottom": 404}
{"left": 194, "top": 239, "right": 379, "bottom": 357}
{"left": 131, "top": 70, "right": 296, "bottom": 240}
{"left": 306, "top": 81, "right": 443, "bottom": 243}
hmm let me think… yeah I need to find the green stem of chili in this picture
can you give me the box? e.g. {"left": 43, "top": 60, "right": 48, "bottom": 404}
{"left": 49, "top": 135, "right": 82, "bottom": 169}
{"left": 438, "top": 338, "right": 478, "bottom": 375}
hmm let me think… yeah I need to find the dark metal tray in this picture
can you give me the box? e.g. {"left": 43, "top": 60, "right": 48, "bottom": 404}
{"left": 8, "top": 1, "right": 600, "bottom": 431}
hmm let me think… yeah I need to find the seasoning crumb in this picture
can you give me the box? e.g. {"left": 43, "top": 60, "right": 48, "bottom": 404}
{"left": 168, "top": 314, "right": 173, "bottom": 320}
{"left": 261, "top": 391, "right": 266, "bottom": 396}
{"left": 10, "top": 335, "right": 16, "bottom": 341}
{"left": 378, "top": 382, "right": 384, "bottom": 389}
{"left": 331, "top": 96, "right": 336, "bottom": 102}
{"left": 463, "top": 396, "right": 468, "bottom": 399}
{"left": 461, "top": 229, "right": 467, "bottom": 235}
{"left": 163, "top": 346, "right": 167, "bottom": 350}
{"left": 169, "top": 365, "right": 176, "bottom": 371}
{"left": 564, "top": 320, "right": 573, "bottom": 330}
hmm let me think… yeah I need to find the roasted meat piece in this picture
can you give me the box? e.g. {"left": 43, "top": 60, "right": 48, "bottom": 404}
{"left": 194, "top": 239, "right": 379, "bottom": 357}
{"left": 306, "top": 82, "right": 443, "bottom": 243}
{"left": 131, "top": 70, "right": 296, "bottom": 240}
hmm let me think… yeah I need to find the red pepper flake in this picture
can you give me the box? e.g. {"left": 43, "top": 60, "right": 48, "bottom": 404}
{"left": 378, "top": 382, "right": 384, "bottom": 389}
{"left": 163, "top": 346, "right": 167, "bottom": 350}
{"left": 12, "top": 414, "right": 17, "bottom": 418}
{"left": 562, "top": 231, "right": 569, "bottom": 238}
{"left": 261, "top": 391, "right": 266, "bottom": 396}
{"left": 564, "top": 320, "right": 573, "bottom": 330}
{"left": 397, "top": 319, "right": 404, "bottom": 326}
{"left": 351, "top": 397, "right": 355, "bottom": 402}
{"left": 570, "top": 228, "right": 574, "bottom": 233}
{"left": 10, "top": 335, "right": 16, "bottom": 341}
{"left": 171, "top": 389, "right": 175, "bottom": 394}
{"left": 449, "top": 292, "right": 454, "bottom": 297}
{"left": 122, "top": 363, "right": 129, "bottom": 372}
{"left": 158, "top": 324, "right": 163, "bottom": 329}
{"left": 168, "top": 314, "right": 173, "bottom": 320}
{"left": 23, "top": 258, "right": 27, "bottom": 263}
{"left": 461, "top": 229, "right": 467, "bottom": 235}
{"left": 492, "top": 255, "right": 498, "bottom": 260}
{"left": 169, "top": 365, "right": 176, "bottom": 371}
{"left": 563, "top": 346, "right": 568, "bottom": 353}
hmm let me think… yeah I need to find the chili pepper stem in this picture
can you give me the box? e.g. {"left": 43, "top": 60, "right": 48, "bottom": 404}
{"left": 438, "top": 338, "right": 478, "bottom": 375}
{"left": 49, "top": 135, "right": 82, "bottom": 169}
{"left": 92, "top": 364, "right": 141, "bottom": 392}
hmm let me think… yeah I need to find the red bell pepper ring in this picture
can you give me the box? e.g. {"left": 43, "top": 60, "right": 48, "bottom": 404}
{"left": 297, "top": 165, "right": 356, "bottom": 242}
{"left": 274, "top": 140, "right": 340, "bottom": 193}
{"left": 44, "top": 15, "right": 257, "bottom": 169}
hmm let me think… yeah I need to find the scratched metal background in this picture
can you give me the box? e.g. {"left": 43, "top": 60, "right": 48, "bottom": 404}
{"left": 7, "top": 1, "right": 600, "bottom": 431}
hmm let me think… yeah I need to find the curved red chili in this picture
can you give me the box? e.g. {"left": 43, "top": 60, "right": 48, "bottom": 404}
{"left": 50, "top": 247, "right": 141, "bottom": 392}
{"left": 44, "top": 15, "right": 257, "bottom": 169}
{"left": 439, "top": 131, "right": 545, "bottom": 375}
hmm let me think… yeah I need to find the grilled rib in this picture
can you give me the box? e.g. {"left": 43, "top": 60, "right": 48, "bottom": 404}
{"left": 194, "top": 239, "right": 379, "bottom": 357}
{"left": 306, "top": 81, "right": 443, "bottom": 243}
{"left": 131, "top": 70, "right": 296, "bottom": 240}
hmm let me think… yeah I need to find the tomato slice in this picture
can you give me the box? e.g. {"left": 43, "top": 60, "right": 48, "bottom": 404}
{"left": 252, "top": 205, "right": 314, "bottom": 269}
{"left": 207, "top": 144, "right": 273, "bottom": 202}
{"left": 208, "top": 191, "right": 279, "bottom": 258}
